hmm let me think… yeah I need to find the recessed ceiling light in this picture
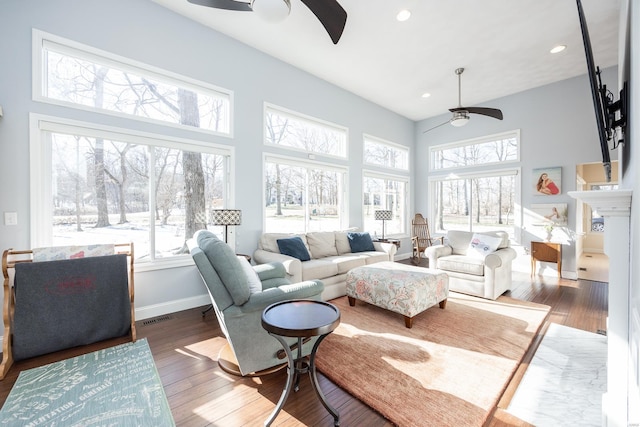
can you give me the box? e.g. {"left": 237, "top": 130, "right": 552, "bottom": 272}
{"left": 421, "top": 92, "right": 431, "bottom": 98}
{"left": 550, "top": 45, "right": 566, "bottom": 54}
{"left": 396, "top": 9, "right": 411, "bottom": 22}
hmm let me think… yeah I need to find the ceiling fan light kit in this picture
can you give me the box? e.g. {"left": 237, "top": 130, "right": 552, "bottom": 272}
{"left": 450, "top": 114, "right": 469, "bottom": 127}
{"left": 251, "top": 0, "right": 291, "bottom": 22}
{"left": 423, "top": 67, "right": 504, "bottom": 134}
{"left": 187, "top": 0, "right": 347, "bottom": 44}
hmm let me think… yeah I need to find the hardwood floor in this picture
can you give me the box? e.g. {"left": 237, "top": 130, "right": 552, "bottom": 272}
{"left": 0, "top": 265, "right": 608, "bottom": 426}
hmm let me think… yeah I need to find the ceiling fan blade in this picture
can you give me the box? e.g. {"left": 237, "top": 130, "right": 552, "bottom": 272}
{"left": 450, "top": 106, "right": 503, "bottom": 120}
{"left": 187, "top": 0, "right": 252, "bottom": 12}
{"left": 422, "top": 120, "right": 451, "bottom": 134}
{"left": 299, "top": 0, "right": 347, "bottom": 44}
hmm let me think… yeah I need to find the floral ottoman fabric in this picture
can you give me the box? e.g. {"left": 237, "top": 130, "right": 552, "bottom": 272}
{"left": 346, "top": 261, "right": 448, "bottom": 318}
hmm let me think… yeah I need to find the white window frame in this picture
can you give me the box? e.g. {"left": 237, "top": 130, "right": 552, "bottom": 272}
{"left": 262, "top": 153, "right": 348, "bottom": 233}
{"left": 363, "top": 170, "right": 410, "bottom": 238}
{"left": 428, "top": 167, "right": 522, "bottom": 243}
{"left": 263, "top": 103, "right": 348, "bottom": 160}
{"left": 33, "top": 29, "right": 234, "bottom": 138}
{"left": 30, "top": 114, "right": 236, "bottom": 271}
{"left": 363, "top": 134, "right": 410, "bottom": 171}
{"left": 429, "top": 130, "right": 520, "bottom": 171}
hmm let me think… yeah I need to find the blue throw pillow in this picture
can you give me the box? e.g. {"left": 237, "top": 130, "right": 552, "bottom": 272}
{"left": 347, "top": 232, "right": 375, "bottom": 253}
{"left": 277, "top": 237, "right": 311, "bottom": 261}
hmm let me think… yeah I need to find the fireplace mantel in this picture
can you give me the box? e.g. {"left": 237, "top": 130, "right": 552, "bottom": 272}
{"left": 568, "top": 189, "right": 632, "bottom": 427}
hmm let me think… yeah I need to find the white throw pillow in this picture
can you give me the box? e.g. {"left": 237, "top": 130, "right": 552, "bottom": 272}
{"left": 238, "top": 256, "right": 262, "bottom": 294}
{"left": 467, "top": 233, "right": 503, "bottom": 259}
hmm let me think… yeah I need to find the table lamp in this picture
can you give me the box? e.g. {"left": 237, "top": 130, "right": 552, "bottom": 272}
{"left": 375, "top": 210, "right": 392, "bottom": 241}
{"left": 211, "top": 209, "right": 242, "bottom": 243}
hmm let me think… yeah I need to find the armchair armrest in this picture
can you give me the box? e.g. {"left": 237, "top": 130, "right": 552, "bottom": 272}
{"left": 253, "top": 262, "right": 286, "bottom": 281}
{"left": 424, "top": 244, "right": 452, "bottom": 268}
{"left": 231, "top": 280, "right": 324, "bottom": 315}
{"left": 484, "top": 247, "right": 517, "bottom": 270}
{"left": 253, "top": 249, "right": 303, "bottom": 283}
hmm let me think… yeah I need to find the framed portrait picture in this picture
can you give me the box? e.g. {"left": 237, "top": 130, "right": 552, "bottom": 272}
{"left": 533, "top": 167, "right": 561, "bottom": 196}
{"left": 529, "top": 203, "right": 569, "bottom": 226}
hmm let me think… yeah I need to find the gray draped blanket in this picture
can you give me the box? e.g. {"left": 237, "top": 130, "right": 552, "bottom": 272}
{"left": 12, "top": 254, "right": 131, "bottom": 361}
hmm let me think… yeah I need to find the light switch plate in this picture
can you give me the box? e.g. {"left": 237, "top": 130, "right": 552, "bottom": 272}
{"left": 4, "top": 212, "right": 17, "bottom": 226}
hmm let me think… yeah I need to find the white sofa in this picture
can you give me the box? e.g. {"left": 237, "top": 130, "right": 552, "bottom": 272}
{"left": 253, "top": 231, "right": 397, "bottom": 300}
{"left": 425, "top": 230, "right": 517, "bottom": 300}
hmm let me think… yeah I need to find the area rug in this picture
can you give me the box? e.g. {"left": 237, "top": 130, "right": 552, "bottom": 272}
{"left": 0, "top": 339, "right": 175, "bottom": 427}
{"left": 316, "top": 293, "right": 550, "bottom": 426}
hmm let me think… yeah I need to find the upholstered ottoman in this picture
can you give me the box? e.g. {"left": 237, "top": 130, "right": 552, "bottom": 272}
{"left": 346, "top": 261, "right": 449, "bottom": 328}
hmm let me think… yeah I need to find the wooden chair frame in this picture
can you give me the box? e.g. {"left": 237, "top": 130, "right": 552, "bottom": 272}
{"left": 411, "top": 214, "right": 444, "bottom": 265}
{"left": 0, "top": 243, "right": 136, "bottom": 380}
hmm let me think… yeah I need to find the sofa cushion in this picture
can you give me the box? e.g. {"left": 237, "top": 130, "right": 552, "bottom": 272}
{"left": 238, "top": 256, "right": 262, "bottom": 294}
{"left": 362, "top": 251, "right": 390, "bottom": 265}
{"left": 335, "top": 232, "right": 351, "bottom": 255}
{"left": 307, "top": 232, "right": 339, "bottom": 258}
{"left": 197, "top": 231, "right": 251, "bottom": 306}
{"left": 323, "top": 254, "right": 367, "bottom": 274}
{"left": 437, "top": 255, "right": 485, "bottom": 276}
{"left": 347, "top": 232, "right": 375, "bottom": 252}
{"left": 277, "top": 236, "right": 311, "bottom": 261}
{"left": 301, "top": 259, "right": 339, "bottom": 281}
{"left": 467, "top": 233, "right": 503, "bottom": 259}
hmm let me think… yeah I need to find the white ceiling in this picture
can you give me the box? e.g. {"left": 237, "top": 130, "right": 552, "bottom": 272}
{"left": 151, "top": 0, "right": 621, "bottom": 121}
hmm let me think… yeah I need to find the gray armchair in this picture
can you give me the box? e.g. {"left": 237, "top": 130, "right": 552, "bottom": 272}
{"left": 188, "top": 230, "right": 324, "bottom": 376}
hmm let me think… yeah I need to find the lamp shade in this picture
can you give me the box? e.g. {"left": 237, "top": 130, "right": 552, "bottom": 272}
{"left": 374, "top": 210, "right": 392, "bottom": 221}
{"left": 211, "top": 209, "right": 242, "bottom": 226}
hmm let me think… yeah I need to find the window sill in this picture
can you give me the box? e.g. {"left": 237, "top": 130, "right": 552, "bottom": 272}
{"left": 135, "top": 256, "right": 194, "bottom": 273}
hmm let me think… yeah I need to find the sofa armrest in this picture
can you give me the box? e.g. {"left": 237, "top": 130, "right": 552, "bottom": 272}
{"left": 373, "top": 242, "right": 397, "bottom": 260}
{"left": 253, "top": 249, "right": 303, "bottom": 283}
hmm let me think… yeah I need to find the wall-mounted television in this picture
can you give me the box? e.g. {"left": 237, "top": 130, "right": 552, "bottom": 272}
{"left": 575, "top": 0, "right": 628, "bottom": 182}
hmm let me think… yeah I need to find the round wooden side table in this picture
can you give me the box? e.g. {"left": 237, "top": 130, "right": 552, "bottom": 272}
{"left": 261, "top": 299, "right": 341, "bottom": 426}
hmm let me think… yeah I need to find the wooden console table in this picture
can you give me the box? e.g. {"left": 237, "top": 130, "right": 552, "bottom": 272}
{"left": 530, "top": 241, "right": 562, "bottom": 278}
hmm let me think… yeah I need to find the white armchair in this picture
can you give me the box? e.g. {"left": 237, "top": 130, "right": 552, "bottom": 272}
{"left": 425, "top": 230, "right": 517, "bottom": 300}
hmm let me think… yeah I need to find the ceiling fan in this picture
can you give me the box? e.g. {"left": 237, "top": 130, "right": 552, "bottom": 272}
{"left": 187, "top": 0, "right": 347, "bottom": 44}
{"left": 424, "top": 68, "right": 504, "bottom": 133}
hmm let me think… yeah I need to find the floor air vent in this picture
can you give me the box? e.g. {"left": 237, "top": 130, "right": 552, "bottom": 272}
{"left": 596, "top": 329, "right": 607, "bottom": 336}
{"left": 142, "top": 315, "right": 173, "bottom": 326}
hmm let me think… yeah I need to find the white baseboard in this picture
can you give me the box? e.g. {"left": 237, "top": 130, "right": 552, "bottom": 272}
{"left": 135, "top": 294, "right": 211, "bottom": 320}
{"left": 0, "top": 294, "right": 211, "bottom": 348}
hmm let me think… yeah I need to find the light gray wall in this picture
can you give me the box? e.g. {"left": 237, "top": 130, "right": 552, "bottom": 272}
{"left": 415, "top": 66, "right": 619, "bottom": 274}
{"left": 0, "top": 0, "right": 414, "bottom": 318}
{"left": 622, "top": 0, "right": 640, "bottom": 416}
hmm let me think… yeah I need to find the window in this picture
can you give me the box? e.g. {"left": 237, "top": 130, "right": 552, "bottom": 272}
{"left": 31, "top": 116, "right": 234, "bottom": 265}
{"left": 363, "top": 172, "right": 408, "bottom": 238}
{"left": 429, "top": 131, "right": 521, "bottom": 238}
{"left": 35, "top": 30, "right": 232, "bottom": 135}
{"left": 430, "top": 170, "right": 519, "bottom": 237}
{"left": 264, "top": 155, "right": 346, "bottom": 233}
{"left": 363, "top": 135, "right": 409, "bottom": 171}
{"left": 431, "top": 131, "right": 519, "bottom": 171}
{"left": 264, "top": 104, "right": 347, "bottom": 158}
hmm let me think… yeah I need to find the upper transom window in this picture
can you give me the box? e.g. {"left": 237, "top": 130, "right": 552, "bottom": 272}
{"left": 34, "top": 30, "right": 232, "bottom": 135}
{"left": 264, "top": 104, "right": 347, "bottom": 158}
{"left": 363, "top": 135, "right": 409, "bottom": 171}
{"left": 430, "top": 130, "right": 519, "bottom": 171}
